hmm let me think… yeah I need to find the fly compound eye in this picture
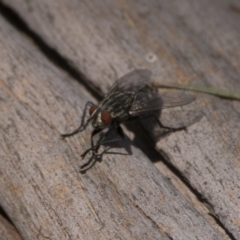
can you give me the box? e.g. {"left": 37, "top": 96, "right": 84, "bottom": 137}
{"left": 89, "top": 105, "right": 97, "bottom": 116}
{"left": 101, "top": 110, "right": 111, "bottom": 125}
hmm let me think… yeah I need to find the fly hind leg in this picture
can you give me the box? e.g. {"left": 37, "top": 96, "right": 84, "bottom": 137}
{"left": 155, "top": 115, "right": 187, "bottom": 132}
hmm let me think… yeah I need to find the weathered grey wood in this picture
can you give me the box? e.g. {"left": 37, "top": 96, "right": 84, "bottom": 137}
{"left": 0, "top": 0, "right": 240, "bottom": 239}
{"left": 0, "top": 8, "right": 225, "bottom": 240}
{"left": 0, "top": 215, "right": 23, "bottom": 240}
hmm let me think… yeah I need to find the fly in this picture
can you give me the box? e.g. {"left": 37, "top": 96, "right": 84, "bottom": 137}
{"left": 61, "top": 69, "right": 195, "bottom": 172}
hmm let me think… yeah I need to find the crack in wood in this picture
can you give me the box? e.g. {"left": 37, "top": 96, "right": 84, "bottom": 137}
{"left": 0, "top": 1, "right": 103, "bottom": 102}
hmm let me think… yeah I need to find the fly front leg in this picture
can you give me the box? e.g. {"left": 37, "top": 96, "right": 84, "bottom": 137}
{"left": 81, "top": 122, "right": 124, "bottom": 159}
{"left": 61, "top": 101, "right": 94, "bottom": 138}
{"left": 80, "top": 128, "right": 105, "bottom": 172}
{"left": 80, "top": 147, "right": 112, "bottom": 172}
{"left": 89, "top": 124, "right": 125, "bottom": 156}
{"left": 98, "top": 125, "right": 125, "bottom": 146}
{"left": 81, "top": 128, "right": 102, "bottom": 159}
{"left": 80, "top": 125, "right": 125, "bottom": 172}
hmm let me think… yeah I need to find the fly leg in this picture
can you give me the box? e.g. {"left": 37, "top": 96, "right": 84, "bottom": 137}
{"left": 61, "top": 101, "right": 94, "bottom": 138}
{"left": 97, "top": 125, "right": 125, "bottom": 147}
{"left": 79, "top": 128, "right": 103, "bottom": 171}
{"left": 81, "top": 123, "right": 125, "bottom": 157}
{"left": 79, "top": 147, "right": 112, "bottom": 173}
{"left": 155, "top": 115, "right": 186, "bottom": 131}
{"left": 80, "top": 124, "right": 125, "bottom": 171}
{"left": 81, "top": 124, "right": 125, "bottom": 159}
{"left": 81, "top": 128, "right": 102, "bottom": 159}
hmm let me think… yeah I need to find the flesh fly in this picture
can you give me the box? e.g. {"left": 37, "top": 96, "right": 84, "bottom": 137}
{"left": 61, "top": 69, "right": 195, "bottom": 171}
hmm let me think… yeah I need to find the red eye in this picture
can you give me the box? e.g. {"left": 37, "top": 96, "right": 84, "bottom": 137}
{"left": 101, "top": 110, "right": 112, "bottom": 125}
{"left": 89, "top": 105, "right": 97, "bottom": 116}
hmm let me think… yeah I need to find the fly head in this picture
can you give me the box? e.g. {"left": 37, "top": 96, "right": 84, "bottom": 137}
{"left": 89, "top": 104, "right": 112, "bottom": 129}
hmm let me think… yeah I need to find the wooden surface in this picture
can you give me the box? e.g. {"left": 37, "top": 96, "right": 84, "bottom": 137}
{"left": 0, "top": 215, "right": 22, "bottom": 240}
{"left": 0, "top": 0, "right": 240, "bottom": 239}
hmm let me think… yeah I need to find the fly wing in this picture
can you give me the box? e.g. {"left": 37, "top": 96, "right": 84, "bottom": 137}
{"left": 106, "top": 69, "right": 151, "bottom": 96}
{"left": 160, "top": 92, "right": 195, "bottom": 109}
{"left": 130, "top": 91, "right": 195, "bottom": 117}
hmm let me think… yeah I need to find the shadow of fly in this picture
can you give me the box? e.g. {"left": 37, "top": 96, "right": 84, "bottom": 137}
{"left": 61, "top": 69, "right": 195, "bottom": 172}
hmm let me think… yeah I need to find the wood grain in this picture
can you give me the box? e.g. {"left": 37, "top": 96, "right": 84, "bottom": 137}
{"left": 0, "top": 0, "right": 240, "bottom": 239}
{"left": 0, "top": 215, "right": 22, "bottom": 240}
